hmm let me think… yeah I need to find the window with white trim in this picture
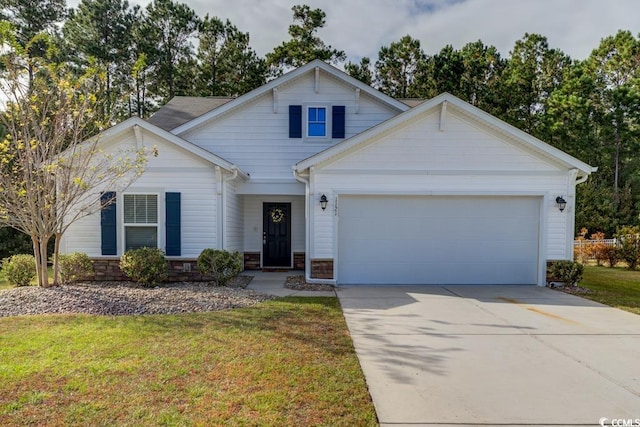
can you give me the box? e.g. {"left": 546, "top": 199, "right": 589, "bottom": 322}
{"left": 124, "top": 194, "right": 158, "bottom": 250}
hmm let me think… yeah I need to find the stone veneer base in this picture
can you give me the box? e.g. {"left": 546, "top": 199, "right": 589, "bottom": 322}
{"left": 91, "top": 258, "right": 214, "bottom": 282}
{"left": 310, "top": 259, "right": 334, "bottom": 280}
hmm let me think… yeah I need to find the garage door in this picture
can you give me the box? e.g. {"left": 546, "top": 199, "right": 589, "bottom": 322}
{"left": 337, "top": 196, "right": 540, "bottom": 285}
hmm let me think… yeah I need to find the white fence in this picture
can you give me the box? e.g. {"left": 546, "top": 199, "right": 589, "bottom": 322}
{"left": 573, "top": 239, "right": 618, "bottom": 259}
{"left": 574, "top": 239, "right": 618, "bottom": 248}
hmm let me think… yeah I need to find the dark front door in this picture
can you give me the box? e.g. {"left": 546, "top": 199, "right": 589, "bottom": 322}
{"left": 263, "top": 203, "right": 292, "bottom": 267}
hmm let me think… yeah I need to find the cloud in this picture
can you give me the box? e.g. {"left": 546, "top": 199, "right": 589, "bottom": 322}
{"left": 67, "top": 0, "right": 640, "bottom": 61}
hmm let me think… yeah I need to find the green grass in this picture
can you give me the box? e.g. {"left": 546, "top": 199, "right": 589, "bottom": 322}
{"left": 0, "top": 297, "right": 377, "bottom": 426}
{"left": 579, "top": 265, "right": 640, "bottom": 315}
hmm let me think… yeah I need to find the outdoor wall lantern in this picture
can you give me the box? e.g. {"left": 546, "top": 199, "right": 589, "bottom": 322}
{"left": 320, "top": 194, "right": 328, "bottom": 211}
{"left": 555, "top": 196, "right": 567, "bottom": 212}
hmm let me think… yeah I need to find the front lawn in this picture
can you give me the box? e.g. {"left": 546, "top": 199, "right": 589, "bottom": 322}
{"left": 577, "top": 265, "right": 640, "bottom": 315}
{"left": 0, "top": 297, "right": 377, "bottom": 426}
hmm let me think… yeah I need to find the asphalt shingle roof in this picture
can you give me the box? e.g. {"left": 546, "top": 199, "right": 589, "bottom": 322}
{"left": 146, "top": 96, "right": 235, "bottom": 131}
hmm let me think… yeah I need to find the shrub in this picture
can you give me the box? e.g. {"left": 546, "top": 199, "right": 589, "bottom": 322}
{"left": 573, "top": 227, "right": 589, "bottom": 263}
{"left": 57, "top": 252, "right": 94, "bottom": 285}
{"left": 120, "top": 247, "right": 168, "bottom": 286}
{"left": 548, "top": 260, "right": 584, "bottom": 287}
{"left": 614, "top": 226, "right": 640, "bottom": 269}
{"left": 197, "top": 249, "right": 243, "bottom": 286}
{"left": 589, "top": 232, "right": 608, "bottom": 266}
{"left": 603, "top": 246, "right": 620, "bottom": 268}
{"left": 1, "top": 254, "right": 36, "bottom": 287}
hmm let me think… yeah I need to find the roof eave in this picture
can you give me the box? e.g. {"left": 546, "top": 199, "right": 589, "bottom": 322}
{"left": 295, "top": 92, "right": 597, "bottom": 176}
{"left": 86, "top": 117, "right": 246, "bottom": 175}
{"left": 172, "top": 60, "right": 409, "bottom": 136}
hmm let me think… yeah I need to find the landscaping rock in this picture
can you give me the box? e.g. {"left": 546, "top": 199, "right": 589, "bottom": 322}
{"left": 0, "top": 277, "right": 271, "bottom": 317}
{"left": 284, "top": 275, "right": 336, "bottom": 292}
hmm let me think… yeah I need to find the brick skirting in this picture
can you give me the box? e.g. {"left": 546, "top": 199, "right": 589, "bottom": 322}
{"left": 293, "top": 252, "right": 305, "bottom": 270}
{"left": 243, "top": 252, "right": 261, "bottom": 270}
{"left": 310, "top": 259, "right": 333, "bottom": 279}
{"left": 91, "top": 258, "right": 214, "bottom": 282}
{"left": 243, "top": 252, "right": 306, "bottom": 271}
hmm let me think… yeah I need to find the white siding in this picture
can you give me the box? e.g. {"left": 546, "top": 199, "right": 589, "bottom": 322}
{"left": 309, "top": 107, "right": 576, "bottom": 272}
{"left": 313, "top": 173, "right": 569, "bottom": 260}
{"left": 224, "top": 179, "right": 244, "bottom": 251}
{"left": 243, "top": 196, "right": 305, "bottom": 253}
{"left": 327, "top": 111, "right": 558, "bottom": 172}
{"left": 181, "top": 71, "right": 399, "bottom": 183}
{"left": 61, "top": 128, "right": 218, "bottom": 258}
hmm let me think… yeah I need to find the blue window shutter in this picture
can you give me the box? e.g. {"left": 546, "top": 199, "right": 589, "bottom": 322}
{"left": 165, "top": 192, "right": 181, "bottom": 256}
{"left": 289, "top": 105, "right": 302, "bottom": 138}
{"left": 100, "top": 192, "right": 117, "bottom": 256}
{"left": 332, "top": 105, "right": 345, "bottom": 138}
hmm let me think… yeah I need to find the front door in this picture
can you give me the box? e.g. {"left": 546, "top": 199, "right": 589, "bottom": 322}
{"left": 263, "top": 202, "right": 292, "bottom": 267}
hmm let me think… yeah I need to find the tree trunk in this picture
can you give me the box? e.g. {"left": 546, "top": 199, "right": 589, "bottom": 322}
{"left": 614, "top": 127, "right": 620, "bottom": 192}
{"left": 39, "top": 238, "right": 50, "bottom": 287}
{"left": 32, "top": 235, "right": 42, "bottom": 287}
{"left": 52, "top": 233, "right": 62, "bottom": 286}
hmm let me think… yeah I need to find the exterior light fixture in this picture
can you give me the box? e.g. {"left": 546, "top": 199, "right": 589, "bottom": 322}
{"left": 555, "top": 196, "right": 567, "bottom": 212}
{"left": 320, "top": 194, "right": 328, "bottom": 211}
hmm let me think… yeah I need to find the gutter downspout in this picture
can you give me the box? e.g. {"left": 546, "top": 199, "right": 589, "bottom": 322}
{"left": 575, "top": 173, "right": 589, "bottom": 186}
{"left": 215, "top": 166, "right": 223, "bottom": 249}
{"left": 294, "top": 168, "right": 335, "bottom": 285}
{"left": 569, "top": 169, "right": 594, "bottom": 261}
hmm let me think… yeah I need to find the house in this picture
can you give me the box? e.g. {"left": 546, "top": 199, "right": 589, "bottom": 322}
{"left": 61, "top": 60, "right": 596, "bottom": 286}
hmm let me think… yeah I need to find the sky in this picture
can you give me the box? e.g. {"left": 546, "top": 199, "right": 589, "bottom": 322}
{"left": 66, "top": 0, "right": 640, "bottom": 62}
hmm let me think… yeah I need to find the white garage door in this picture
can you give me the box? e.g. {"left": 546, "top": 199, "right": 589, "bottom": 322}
{"left": 338, "top": 196, "right": 540, "bottom": 285}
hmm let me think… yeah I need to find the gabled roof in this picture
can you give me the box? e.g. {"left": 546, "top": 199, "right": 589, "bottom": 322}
{"left": 95, "top": 117, "right": 247, "bottom": 178}
{"left": 171, "top": 59, "right": 410, "bottom": 135}
{"left": 398, "top": 98, "right": 426, "bottom": 108}
{"left": 294, "top": 92, "right": 597, "bottom": 177}
{"left": 147, "top": 96, "right": 235, "bottom": 131}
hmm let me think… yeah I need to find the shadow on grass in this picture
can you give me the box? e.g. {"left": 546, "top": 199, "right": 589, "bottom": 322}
{"left": 94, "top": 297, "right": 355, "bottom": 357}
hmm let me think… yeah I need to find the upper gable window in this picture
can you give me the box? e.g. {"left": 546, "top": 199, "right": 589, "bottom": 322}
{"left": 307, "top": 107, "right": 327, "bottom": 137}
{"left": 289, "top": 104, "right": 345, "bottom": 140}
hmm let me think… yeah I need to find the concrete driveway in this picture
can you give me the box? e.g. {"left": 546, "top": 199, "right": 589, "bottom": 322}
{"left": 338, "top": 285, "right": 640, "bottom": 427}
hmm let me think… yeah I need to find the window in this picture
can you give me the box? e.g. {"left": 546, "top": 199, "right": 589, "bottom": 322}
{"left": 124, "top": 194, "right": 158, "bottom": 250}
{"left": 289, "top": 105, "right": 345, "bottom": 140}
{"left": 307, "top": 106, "right": 327, "bottom": 137}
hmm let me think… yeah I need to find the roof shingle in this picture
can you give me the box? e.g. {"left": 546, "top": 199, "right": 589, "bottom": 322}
{"left": 146, "top": 96, "right": 235, "bottom": 131}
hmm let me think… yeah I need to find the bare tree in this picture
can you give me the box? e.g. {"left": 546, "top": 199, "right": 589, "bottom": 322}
{"left": 0, "top": 23, "right": 150, "bottom": 287}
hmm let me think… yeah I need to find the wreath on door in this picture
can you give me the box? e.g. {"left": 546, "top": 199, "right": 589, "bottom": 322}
{"left": 270, "top": 207, "right": 285, "bottom": 223}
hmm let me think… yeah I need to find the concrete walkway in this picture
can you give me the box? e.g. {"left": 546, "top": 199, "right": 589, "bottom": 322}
{"left": 244, "top": 271, "right": 336, "bottom": 297}
{"left": 338, "top": 285, "right": 640, "bottom": 427}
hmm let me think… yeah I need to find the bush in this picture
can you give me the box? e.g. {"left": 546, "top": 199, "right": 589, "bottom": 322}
{"left": 603, "top": 245, "right": 620, "bottom": 268}
{"left": 614, "top": 226, "right": 640, "bottom": 269}
{"left": 197, "top": 249, "right": 243, "bottom": 286}
{"left": 57, "top": 252, "right": 94, "bottom": 285}
{"left": 589, "top": 232, "right": 608, "bottom": 266}
{"left": 548, "top": 260, "right": 584, "bottom": 287}
{"left": 1, "top": 254, "right": 36, "bottom": 287}
{"left": 120, "top": 247, "right": 168, "bottom": 286}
